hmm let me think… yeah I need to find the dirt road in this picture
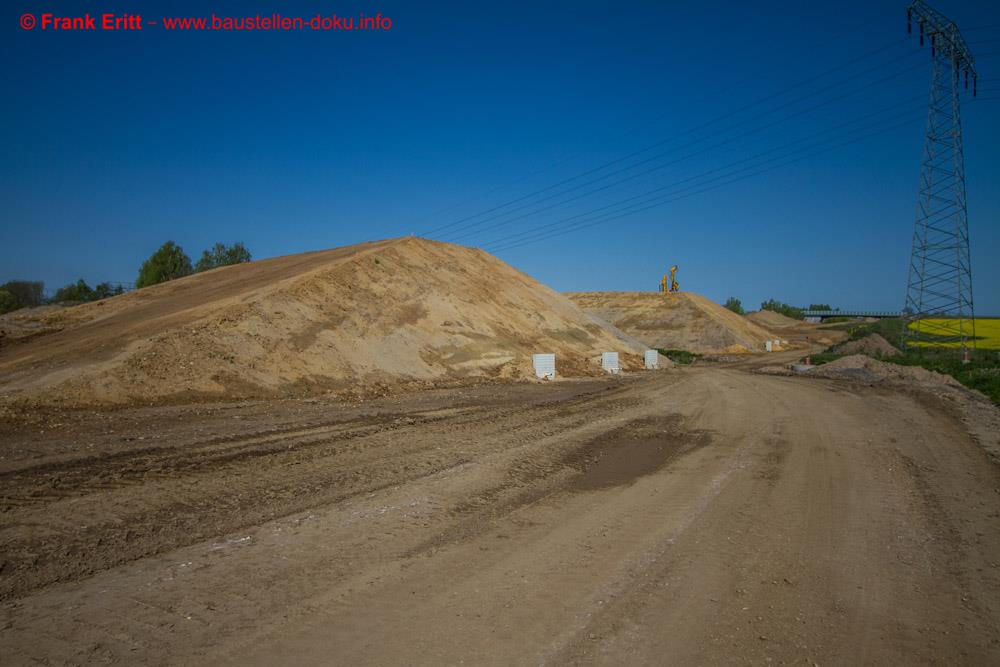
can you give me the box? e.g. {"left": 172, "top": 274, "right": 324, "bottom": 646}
{"left": 2, "top": 364, "right": 999, "bottom": 664}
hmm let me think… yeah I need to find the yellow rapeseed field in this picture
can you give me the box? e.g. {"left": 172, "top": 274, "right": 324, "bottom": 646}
{"left": 908, "top": 318, "right": 1000, "bottom": 349}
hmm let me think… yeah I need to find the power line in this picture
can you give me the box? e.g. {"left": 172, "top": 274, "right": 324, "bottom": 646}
{"left": 441, "top": 54, "right": 925, "bottom": 244}
{"left": 477, "top": 97, "right": 926, "bottom": 249}
{"left": 418, "top": 36, "right": 914, "bottom": 238}
{"left": 405, "top": 10, "right": 905, "bottom": 229}
{"left": 486, "top": 115, "right": 925, "bottom": 253}
{"left": 487, "top": 116, "right": 924, "bottom": 254}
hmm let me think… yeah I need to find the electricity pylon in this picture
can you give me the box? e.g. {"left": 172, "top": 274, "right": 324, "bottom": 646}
{"left": 902, "top": 1, "right": 978, "bottom": 355}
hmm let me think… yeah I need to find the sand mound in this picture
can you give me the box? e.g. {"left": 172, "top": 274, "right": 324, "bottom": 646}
{"left": 811, "top": 355, "right": 961, "bottom": 389}
{"left": 566, "top": 292, "right": 776, "bottom": 354}
{"left": 746, "top": 310, "right": 803, "bottom": 329}
{"left": 0, "top": 238, "right": 647, "bottom": 407}
{"left": 833, "top": 333, "right": 899, "bottom": 358}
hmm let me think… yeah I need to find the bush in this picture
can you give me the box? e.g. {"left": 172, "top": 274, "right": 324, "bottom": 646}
{"left": 0, "top": 288, "right": 17, "bottom": 314}
{"left": 802, "top": 352, "right": 844, "bottom": 366}
{"left": 93, "top": 282, "right": 125, "bottom": 299}
{"left": 656, "top": 348, "right": 701, "bottom": 365}
{"left": 808, "top": 303, "right": 836, "bottom": 311}
{"left": 760, "top": 299, "right": 804, "bottom": 320}
{"left": 195, "top": 242, "right": 252, "bottom": 272}
{"left": 136, "top": 241, "right": 193, "bottom": 288}
{"left": 724, "top": 297, "right": 744, "bottom": 315}
{"left": 0, "top": 280, "right": 45, "bottom": 310}
{"left": 53, "top": 279, "right": 95, "bottom": 303}
{"left": 52, "top": 280, "right": 125, "bottom": 303}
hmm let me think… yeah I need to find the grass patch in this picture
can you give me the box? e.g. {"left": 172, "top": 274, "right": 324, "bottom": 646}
{"left": 803, "top": 352, "right": 844, "bottom": 366}
{"left": 656, "top": 348, "right": 701, "bottom": 365}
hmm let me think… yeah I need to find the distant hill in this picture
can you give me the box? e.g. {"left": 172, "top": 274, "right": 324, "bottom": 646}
{"left": 567, "top": 291, "right": 776, "bottom": 354}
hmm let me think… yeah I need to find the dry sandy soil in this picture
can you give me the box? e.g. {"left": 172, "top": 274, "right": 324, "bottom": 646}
{"left": 746, "top": 309, "right": 848, "bottom": 349}
{"left": 0, "top": 238, "right": 644, "bottom": 409}
{"left": 3, "top": 355, "right": 999, "bottom": 665}
{"left": 568, "top": 292, "right": 778, "bottom": 354}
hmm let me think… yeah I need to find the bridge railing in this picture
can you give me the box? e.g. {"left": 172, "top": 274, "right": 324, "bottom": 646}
{"left": 802, "top": 310, "right": 902, "bottom": 318}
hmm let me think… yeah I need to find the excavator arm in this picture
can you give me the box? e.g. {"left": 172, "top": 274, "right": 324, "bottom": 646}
{"left": 659, "top": 265, "right": 679, "bottom": 294}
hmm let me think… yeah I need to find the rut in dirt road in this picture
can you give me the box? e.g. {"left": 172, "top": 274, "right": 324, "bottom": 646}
{"left": 0, "top": 376, "right": 672, "bottom": 599}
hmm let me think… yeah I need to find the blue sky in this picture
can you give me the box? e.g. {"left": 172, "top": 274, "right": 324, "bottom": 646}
{"left": 2, "top": 0, "right": 998, "bottom": 312}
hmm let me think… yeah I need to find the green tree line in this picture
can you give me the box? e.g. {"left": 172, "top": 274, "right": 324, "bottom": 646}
{"left": 1, "top": 241, "right": 251, "bottom": 315}
{"left": 722, "top": 297, "right": 838, "bottom": 320}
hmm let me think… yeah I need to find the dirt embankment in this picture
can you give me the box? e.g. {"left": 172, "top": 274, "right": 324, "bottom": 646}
{"left": 810, "top": 354, "right": 959, "bottom": 388}
{"left": 833, "top": 333, "right": 899, "bottom": 357}
{"left": 567, "top": 291, "right": 776, "bottom": 354}
{"left": 0, "top": 237, "right": 646, "bottom": 408}
{"left": 745, "top": 309, "right": 802, "bottom": 329}
{"left": 746, "top": 309, "right": 848, "bottom": 349}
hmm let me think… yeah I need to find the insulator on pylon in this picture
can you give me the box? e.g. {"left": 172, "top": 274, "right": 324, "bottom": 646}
{"left": 973, "top": 75, "right": 977, "bottom": 97}
{"left": 919, "top": 21, "right": 924, "bottom": 46}
{"left": 931, "top": 34, "right": 936, "bottom": 57}
{"left": 907, "top": 8, "right": 912, "bottom": 34}
{"left": 964, "top": 69, "right": 969, "bottom": 89}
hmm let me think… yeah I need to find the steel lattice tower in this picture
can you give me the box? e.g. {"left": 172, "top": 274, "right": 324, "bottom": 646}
{"left": 902, "top": 1, "right": 978, "bottom": 353}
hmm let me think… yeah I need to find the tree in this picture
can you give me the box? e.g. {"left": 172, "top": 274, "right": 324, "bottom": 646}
{"left": 195, "top": 242, "right": 252, "bottom": 273}
{"left": 93, "top": 282, "right": 125, "bottom": 299}
{"left": 724, "top": 297, "right": 744, "bottom": 315}
{"left": 136, "top": 241, "right": 193, "bottom": 288}
{"left": 53, "top": 279, "right": 95, "bottom": 303}
{"left": 52, "top": 280, "right": 125, "bottom": 303}
{"left": 1, "top": 280, "right": 45, "bottom": 309}
{"left": 760, "top": 299, "right": 804, "bottom": 320}
{"left": 0, "top": 288, "right": 17, "bottom": 314}
{"left": 808, "top": 303, "right": 835, "bottom": 311}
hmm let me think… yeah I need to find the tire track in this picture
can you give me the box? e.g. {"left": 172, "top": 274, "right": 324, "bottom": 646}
{"left": 0, "top": 376, "right": 653, "bottom": 599}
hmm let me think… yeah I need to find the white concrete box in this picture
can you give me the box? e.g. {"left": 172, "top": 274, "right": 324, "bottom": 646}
{"left": 601, "top": 352, "right": 620, "bottom": 374}
{"left": 644, "top": 349, "right": 659, "bottom": 369}
{"left": 532, "top": 353, "right": 556, "bottom": 379}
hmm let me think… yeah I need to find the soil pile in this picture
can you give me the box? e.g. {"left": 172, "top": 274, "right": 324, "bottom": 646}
{"left": 833, "top": 333, "right": 900, "bottom": 358}
{"left": 0, "top": 237, "right": 646, "bottom": 407}
{"left": 811, "top": 355, "right": 962, "bottom": 389}
{"left": 745, "top": 310, "right": 804, "bottom": 329}
{"left": 566, "top": 292, "right": 776, "bottom": 354}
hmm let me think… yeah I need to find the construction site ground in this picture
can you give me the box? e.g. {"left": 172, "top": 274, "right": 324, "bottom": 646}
{"left": 3, "top": 348, "right": 999, "bottom": 665}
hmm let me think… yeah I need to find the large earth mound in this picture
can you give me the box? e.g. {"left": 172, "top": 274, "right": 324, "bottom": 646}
{"left": 0, "top": 237, "right": 646, "bottom": 407}
{"left": 566, "top": 291, "right": 776, "bottom": 354}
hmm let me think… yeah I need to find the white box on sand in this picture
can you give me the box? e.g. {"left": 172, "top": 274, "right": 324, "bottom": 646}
{"left": 601, "top": 352, "right": 620, "bottom": 374}
{"left": 532, "top": 353, "right": 556, "bottom": 379}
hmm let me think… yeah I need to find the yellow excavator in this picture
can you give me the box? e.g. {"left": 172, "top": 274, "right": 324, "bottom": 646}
{"left": 659, "top": 265, "right": 679, "bottom": 294}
